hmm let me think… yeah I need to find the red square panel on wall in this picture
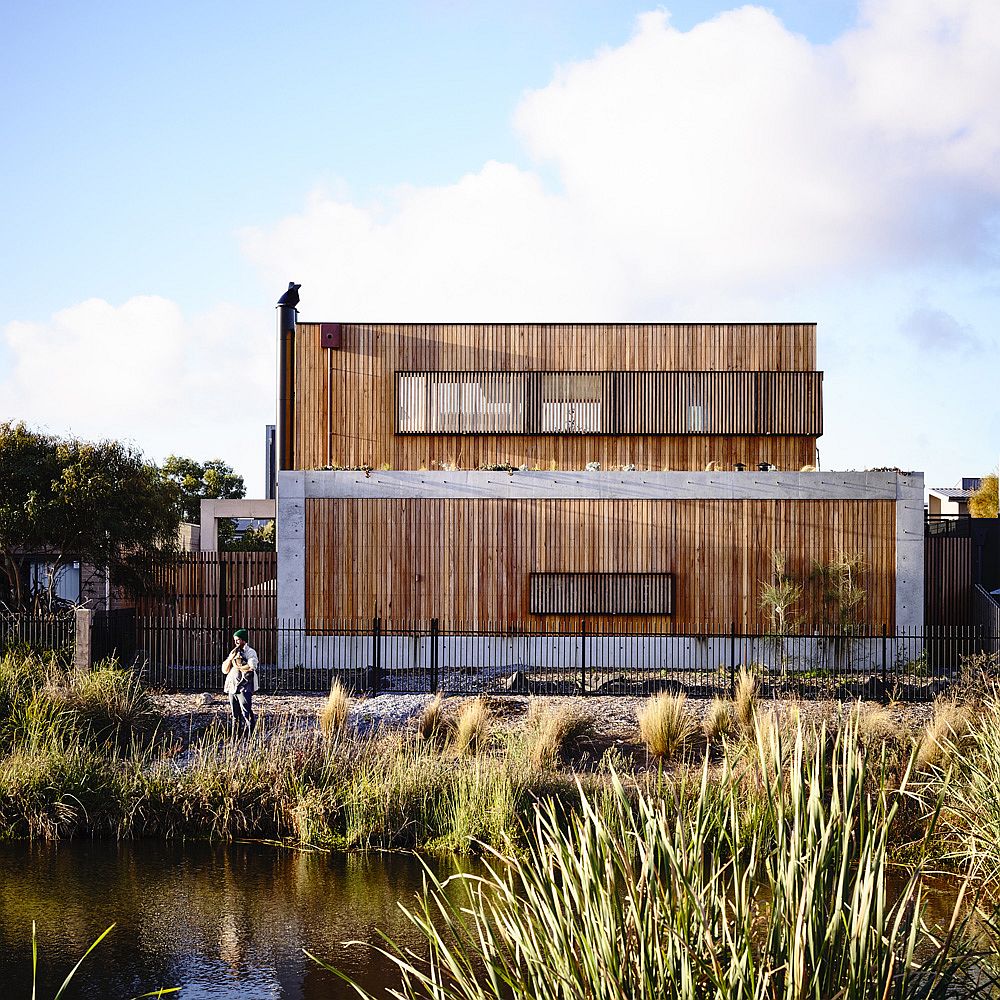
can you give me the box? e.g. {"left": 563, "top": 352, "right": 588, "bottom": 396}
{"left": 320, "top": 323, "right": 341, "bottom": 348}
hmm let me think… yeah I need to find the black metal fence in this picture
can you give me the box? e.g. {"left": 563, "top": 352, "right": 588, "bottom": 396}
{"left": 120, "top": 616, "right": 995, "bottom": 702}
{"left": 3, "top": 611, "right": 995, "bottom": 702}
{"left": 975, "top": 586, "right": 1000, "bottom": 655}
{"left": 0, "top": 612, "right": 75, "bottom": 663}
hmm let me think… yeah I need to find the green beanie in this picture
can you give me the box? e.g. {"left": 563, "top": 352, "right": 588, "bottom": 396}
{"left": 233, "top": 628, "right": 249, "bottom": 641}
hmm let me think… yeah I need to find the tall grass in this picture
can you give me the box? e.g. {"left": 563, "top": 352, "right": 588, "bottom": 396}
{"left": 417, "top": 691, "right": 446, "bottom": 742}
{"left": 927, "top": 697, "right": 1000, "bottom": 882}
{"left": 324, "top": 720, "right": 986, "bottom": 1000}
{"left": 522, "top": 700, "right": 590, "bottom": 769}
{"left": 637, "top": 692, "right": 694, "bottom": 759}
{"left": 28, "top": 921, "right": 178, "bottom": 999}
{"left": 733, "top": 664, "right": 759, "bottom": 730}
{"left": 451, "top": 697, "right": 491, "bottom": 756}
{"left": 318, "top": 679, "right": 349, "bottom": 738}
{"left": 702, "top": 696, "right": 733, "bottom": 742}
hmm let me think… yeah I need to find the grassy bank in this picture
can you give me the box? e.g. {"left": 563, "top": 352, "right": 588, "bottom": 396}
{"left": 3, "top": 650, "right": 1000, "bottom": 875}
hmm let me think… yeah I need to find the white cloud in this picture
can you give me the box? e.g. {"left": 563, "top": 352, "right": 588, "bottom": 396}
{"left": 241, "top": 1, "right": 1000, "bottom": 319}
{"left": 0, "top": 297, "right": 274, "bottom": 491}
{"left": 900, "top": 304, "right": 982, "bottom": 353}
{"left": 5, "top": 2, "right": 1000, "bottom": 491}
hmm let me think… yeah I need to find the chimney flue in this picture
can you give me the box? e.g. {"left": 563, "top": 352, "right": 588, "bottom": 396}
{"left": 276, "top": 282, "right": 300, "bottom": 479}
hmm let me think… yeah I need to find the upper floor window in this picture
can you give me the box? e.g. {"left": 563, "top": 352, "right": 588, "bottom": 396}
{"left": 540, "top": 373, "right": 603, "bottom": 433}
{"left": 396, "top": 370, "right": 821, "bottom": 436}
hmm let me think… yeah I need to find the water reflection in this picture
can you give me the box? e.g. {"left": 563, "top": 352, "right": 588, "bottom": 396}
{"left": 0, "top": 841, "right": 474, "bottom": 999}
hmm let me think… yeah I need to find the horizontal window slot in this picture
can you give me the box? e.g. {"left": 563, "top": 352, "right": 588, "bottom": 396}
{"left": 530, "top": 572, "right": 675, "bottom": 615}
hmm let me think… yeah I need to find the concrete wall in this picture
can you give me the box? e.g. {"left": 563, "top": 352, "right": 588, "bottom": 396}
{"left": 278, "top": 470, "right": 924, "bottom": 641}
{"left": 199, "top": 498, "right": 276, "bottom": 551}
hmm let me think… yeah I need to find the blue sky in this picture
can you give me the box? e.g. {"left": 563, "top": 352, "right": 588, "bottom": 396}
{"left": 1, "top": 1, "right": 996, "bottom": 494}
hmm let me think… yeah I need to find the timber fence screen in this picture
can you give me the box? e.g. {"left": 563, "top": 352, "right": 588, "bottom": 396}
{"left": 117, "top": 616, "right": 997, "bottom": 702}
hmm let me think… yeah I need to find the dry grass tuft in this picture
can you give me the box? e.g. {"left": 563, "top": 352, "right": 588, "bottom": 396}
{"left": 417, "top": 691, "right": 446, "bottom": 742}
{"left": 733, "top": 667, "right": 760, "bottom": 731}
{"left": 319, "top": 679, "right": 350, "bottom": 738}
{"left": 451, "top": 697, "right": 492, "bottom": 756}
{"left": 916, "top": 699, "right": 972, "bottom": 772}
{"left": 702, "top": 698, "right": 734, "bottom": 742}
{"left": 637, "top": 692, "right": 695, "bottom": 760}
{"left": 848, "top": 702, "right": 907, "bottom": 750}
{"left": 524, "top": 701, "right": 591, "bottom": 769}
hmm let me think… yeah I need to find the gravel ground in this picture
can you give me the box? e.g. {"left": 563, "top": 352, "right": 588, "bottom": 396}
{"left": 151, "top": 691, "right": 938, "bottom": 748}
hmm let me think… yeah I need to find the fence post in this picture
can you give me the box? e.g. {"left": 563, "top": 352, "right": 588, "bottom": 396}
{"left": 429, "top": 618, "right": 439, "bottom": 693}
{"left": 371, "top": 616, "right": 381, "bottom": 695}
{"left": 73, "top": 608, "right": 95, "bottom": 673}
{"left": 729, "top": 621, "right": 737, "bottom": 698}
{"left": 580, "top": 619, "right": 588, "bottom": 695}
{"left": 881, "top": 623, "right": 888, "bottom": 703}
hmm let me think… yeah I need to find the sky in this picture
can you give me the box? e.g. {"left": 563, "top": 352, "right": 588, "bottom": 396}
{"left": 0, "top": 0, "right": 997, "bottom": 496}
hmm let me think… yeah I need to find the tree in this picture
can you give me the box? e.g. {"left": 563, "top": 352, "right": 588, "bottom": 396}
{"left": 219, "top": 518, "right": 276, "bottom": 551}
{"left": 0, "top": 422, "right": 180, "bottom": 610}
{"left": 160, "top": 455, "right": 245, "bottom": 524}
{"left": 970, "top": 473, "right": 999, "bottom": 519}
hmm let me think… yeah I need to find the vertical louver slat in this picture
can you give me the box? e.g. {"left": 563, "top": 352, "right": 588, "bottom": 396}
{"left": 394, "top": 371, "right": 822, "bottom": 436}
{"left": 529, "top": 573, "right": 675, "bottom": 615}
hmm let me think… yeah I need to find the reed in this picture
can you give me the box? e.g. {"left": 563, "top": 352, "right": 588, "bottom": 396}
{"left": 927, "top": 697, "right": 1000, "bottom": 884}
{"left": 69, "top": 659, "right": 157, "bottom": 746}
{"left": 323, "top": 720, "right": 982, "bottom": 1000}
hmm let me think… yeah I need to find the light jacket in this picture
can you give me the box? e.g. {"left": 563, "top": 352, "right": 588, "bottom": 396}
{"left": 222, "top": 644, "right": 260, "bottom": 694}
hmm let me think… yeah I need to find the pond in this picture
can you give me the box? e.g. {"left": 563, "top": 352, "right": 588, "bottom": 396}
{"left": 0, "top": 840, "right": 472, "bottom": 999}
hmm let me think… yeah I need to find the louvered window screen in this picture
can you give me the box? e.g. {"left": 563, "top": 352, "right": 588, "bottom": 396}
{"left": 530, "top": 573, "right": 675, "bottom": 615}
{"left": 396, "top": 371, "right": 821, "bottom": 435}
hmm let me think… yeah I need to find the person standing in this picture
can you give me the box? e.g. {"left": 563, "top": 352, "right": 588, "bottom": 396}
{"left": 222, "top": 628, "right": 259, "bottom": 737}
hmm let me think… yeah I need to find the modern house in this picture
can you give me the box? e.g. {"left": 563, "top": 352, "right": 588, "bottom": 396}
{"left": 274, "top": 299, "right": 924, "bottom": 641}
{"left": 927, "top": 479, "right": 982, "bottom": 519}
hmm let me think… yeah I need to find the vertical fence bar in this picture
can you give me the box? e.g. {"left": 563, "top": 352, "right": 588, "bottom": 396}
{"left": 881, "top": 623, "right": 888, "bottom": 702}
{"left": 372, "top": 616, "right": 381, "bottom": 695}
{"left": 579, "top": 619, "right": 588, "bottom": 695}
{"left": 729, "top": 621, "right": 737, "bottom": 698}
{"left": 429, "top": 618, "right": 439, "bottom": 693}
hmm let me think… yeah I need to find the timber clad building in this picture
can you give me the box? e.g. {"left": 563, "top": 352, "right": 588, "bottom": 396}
{"left": 276, "top": 315, "right": 923, "bottom": 634}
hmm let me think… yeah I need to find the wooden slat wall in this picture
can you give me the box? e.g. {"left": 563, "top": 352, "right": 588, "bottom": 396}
{"left": 305, "top": 498, "right": 895, "bottom": 631}
{"left": 292, "top": 323, "right": 820, "bottom": 471}
{"left": 132, "top": 552, "right": 277, "bottom": 619}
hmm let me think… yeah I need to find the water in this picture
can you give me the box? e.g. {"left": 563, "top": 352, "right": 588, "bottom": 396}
{"left": 0, "top": 841, "right": 474, "bottom": 999}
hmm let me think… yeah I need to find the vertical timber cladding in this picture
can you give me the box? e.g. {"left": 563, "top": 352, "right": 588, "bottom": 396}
{"left": 304, "top": 498, "right": 896, "bottom": 631}
{"left": 291, "top": 323, "right": 821, "bottom": 472}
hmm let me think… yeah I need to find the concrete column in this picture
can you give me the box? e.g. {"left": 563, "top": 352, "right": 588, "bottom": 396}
{"left": 277, "top": 471, "right": 306, "bottom": 620}
{"left": 73, "top": 607, "right": 94, "bottom": 672}
{"left": 895, "top": 472, "right": 925, "bottom": 631}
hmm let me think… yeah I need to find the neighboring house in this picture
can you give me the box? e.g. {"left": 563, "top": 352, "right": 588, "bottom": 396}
{"left": 177, "top": 522, "right": 201, "bottom": 552}
{"left": 927, "top": 479, "right": 982, "bottom": 518}
{"left": 9, "top": 556, "right": 109, "bottom": 610}
{"left": 274, "top": 304, "right": 923, "bottom": 638}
